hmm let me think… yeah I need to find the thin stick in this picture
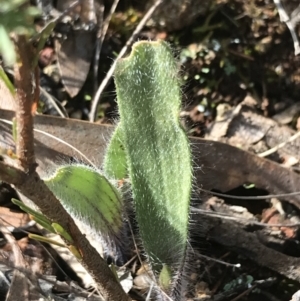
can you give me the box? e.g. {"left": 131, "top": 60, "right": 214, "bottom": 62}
{"left": 198, "top": 187, "right": 300, "bottom": 200}
{"left": 40, "top": 86, "right": 68, "bottom": 118}
{"left": 273, "top": 0, "right": 300, "bottom": 55}
{"left": 192, "top": 207, "right": 300, "bottom": 228}
{"left": 93, "top": 3, "right": 105, "bottom": 94}
{"left": 145, "top": 282, "right": 154, "bottom": 301}
{"left": 14, "top": 35, "right": 36, "bottom": 173}
{"left": 285, "top": 20, "right": 300, "bottom": 55}
{"left": 273, "top": 0, "right": 289, "bottom": 22}
{"left": 94, "top": 0, "right": 119, "bottom": 94}
{"left": 197, "top": 253, "right": 241, "bottom": 268}
{"left": 89, "top": 0, "right": 163, "bottom": 121}
{"left": 258, "top": 130, "right": 300, "bottom": 158}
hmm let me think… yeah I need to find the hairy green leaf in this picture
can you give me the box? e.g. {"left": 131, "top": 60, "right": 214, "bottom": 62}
{"left": 103, "top": 124, "right": 127, "bottom": 180}
{"left": 114, "top": 41, "right": 192, "bottom": 289}
{"left": 43, "top": 164, "right": 124, "bottom": 251}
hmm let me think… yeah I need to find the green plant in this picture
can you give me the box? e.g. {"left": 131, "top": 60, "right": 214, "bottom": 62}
{"left": 110, "top": 40, "right": 192, "bottom": 293}
{"left": 13, "top": 40, "right": 192, "bottom": 300}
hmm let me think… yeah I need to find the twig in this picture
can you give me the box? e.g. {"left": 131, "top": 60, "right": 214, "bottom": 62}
{"left": 198, "top": 187, "right": 300, "bottom": 200}
{"left": 258, "top": 130, "right": 300, "bottom": 157}
{"left": 197, "top": 253, "right": 241, "bottom": 268}
{"left": 93, "top": 0, "right": 119, "bottom": 94}
{"left": 145, "top": 282, "right": 154, "bottom": 301}
{"left": 14, "top": 35, "right": 36, "bottom": 173}
{"left": 89, "top": 0, "right": 163, "bottom": 121}
{"left": 273, "top": 0, "right": 300, "bottom": 55}
{"left": 192, "top": 207, "right": 300, "bottom": 228}
{"left": 121, "top": 254, "right": 137, "bottom": 268}
{"left": 39, "top": 86, "right": 68, "bottom": 118}
{"left": 94, "top": 2, "right": 105, "bottom": 94}
{"left": 273, "top": 0, "right": 289, "bottom": 22}
{"left": 285, "top": 20, "right": 300, "bottom": 55}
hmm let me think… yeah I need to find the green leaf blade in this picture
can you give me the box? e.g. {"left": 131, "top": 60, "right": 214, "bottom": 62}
{"left": 103, "top": 124, "right": 127, "bottom": 180}
{"left": 114, "top": 41, "right": 192, "bottom": 285}
{"left": 43, "top": 164, "right": 124, "bottom": 251}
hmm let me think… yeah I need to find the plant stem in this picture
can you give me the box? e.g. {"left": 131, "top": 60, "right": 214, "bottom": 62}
{"left": 14, "top": 35, "right": 36, "bottom": 173}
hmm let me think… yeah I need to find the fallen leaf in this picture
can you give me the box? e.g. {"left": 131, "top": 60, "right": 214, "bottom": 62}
{"left": 0, "top": 77, "right": 15, "bottom": 111}
{"left": 1, "top": 109, "right": 300, "bottom": 210}
{"left": 55, "top": 28, "right": 95, "bottom": 97}
{"left": 0, "top": 207, "right": 30, "bottom": 229}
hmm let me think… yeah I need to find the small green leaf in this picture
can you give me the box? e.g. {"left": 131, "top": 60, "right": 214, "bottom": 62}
{"left": 12, "top": 118, "right": 17, "bottom": 142}
{"left": 243, "top": 183, "right": 255, "bottom": 189}
{"left": 30, "top": 215, "right": 55, "bottom": 233}
{"left": 103, "top": 124, "right": 127, "bottom": 180}
{"left": 0, "top": 66, "right": 15, "bottom": 94}
{"left": 28, "top": 233, "right": 66, "bottom": 247}
{"left": 109, "top": 263, "right": 120, "bottom": 282}
{"left": 43, "top": 164, "right": 124, "bottom": 250}
{"left": 52, "top": 223, "right": 74, "bottom": 244}
{"left": 11, "top": 198, "right": 54, "bottom": 233}
{"left": 159, "top": 264, "right": 172, "bottom": 291}
{"left": 68, "top": 245, "right": 82, "bottom": 259}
